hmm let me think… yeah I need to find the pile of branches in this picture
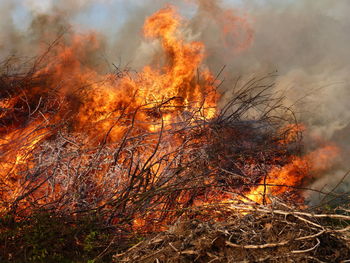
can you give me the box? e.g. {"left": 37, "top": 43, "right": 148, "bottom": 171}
{"left": 0, "top": 53, "right": 302, "bottom": 231}
{"left": 114, "top": 200, "right": 350, "bottom": 262}
{"left": 0, "top": 48, "right": 334, "bottom": 223}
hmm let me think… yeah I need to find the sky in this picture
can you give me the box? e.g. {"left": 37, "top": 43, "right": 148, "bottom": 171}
{"left": 9, "top": 0, "right": 247, "bottom": 32}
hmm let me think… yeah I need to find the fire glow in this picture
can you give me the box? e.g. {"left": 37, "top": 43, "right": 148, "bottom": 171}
{"left": 0, "top": 5, "right": 339, "bottom": 230}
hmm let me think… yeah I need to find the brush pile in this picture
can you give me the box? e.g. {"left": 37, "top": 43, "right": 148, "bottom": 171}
{"left": 0, "top": 50, "right": 301, "bottom": 227}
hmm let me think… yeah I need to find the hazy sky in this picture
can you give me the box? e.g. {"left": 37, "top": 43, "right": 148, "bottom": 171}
{"left": 9, "top": 0, "right": 248, "bottom": 32}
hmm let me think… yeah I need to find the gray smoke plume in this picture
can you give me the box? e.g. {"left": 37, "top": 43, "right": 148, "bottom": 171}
{"left": 231, "top": 0, "right": 350, "bottom": 205}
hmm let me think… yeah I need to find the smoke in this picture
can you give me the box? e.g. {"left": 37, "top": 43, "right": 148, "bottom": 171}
{"left": 238, "top": 0, "right": 350, "bottom": 137}
{"left": 187, "top": 0, "right": 350, "bottom": 138}
{"left": 0, "top": 1, "right": 23, "bottom": 57}
{"left": 231, "top": 0, "right": 350, "bottom": 204}
{"left": 1, "top": 0, "right": 349, "bottom": 203}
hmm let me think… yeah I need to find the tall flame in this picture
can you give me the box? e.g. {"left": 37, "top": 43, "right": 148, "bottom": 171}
{"left": 0, "top": 6, "right": 218, "bottom": 214}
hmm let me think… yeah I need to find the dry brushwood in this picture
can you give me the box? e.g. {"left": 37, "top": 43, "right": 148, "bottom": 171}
{"left": 113, "top": 201, "right": 350, "bottom": 263}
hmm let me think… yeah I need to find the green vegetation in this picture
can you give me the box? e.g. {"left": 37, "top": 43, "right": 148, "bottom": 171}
{"left": 0, "top": 211, "right": 126, "bottom": 263}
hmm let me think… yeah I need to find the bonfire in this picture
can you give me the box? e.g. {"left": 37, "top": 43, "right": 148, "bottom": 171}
{"left": 0, "top": 4, "right": 349, "bottom": 263}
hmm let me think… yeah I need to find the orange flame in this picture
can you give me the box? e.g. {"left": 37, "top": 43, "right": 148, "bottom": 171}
{"left": 245, "top": 144, "right": 340, "bottom": 204}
